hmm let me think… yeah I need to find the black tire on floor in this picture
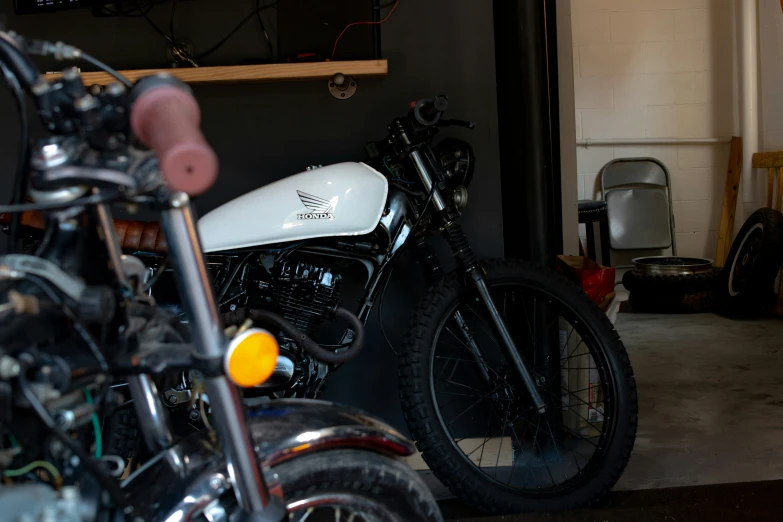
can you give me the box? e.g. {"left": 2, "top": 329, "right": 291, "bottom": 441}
{"left": 273, "top": 449, "right": 443, "bottom": 521}
{"left": 628, "top": 289, "right": 715, "bottom": 313}
{"left": 623, "top": 268, "right": 720, "bottom": 314}
{"left": 719, "top": 208, "right": 783, "bottom": 315}
{"left": 399, "top": 259, "right": 637, "bottom": 514}
{"left": 622, "top": 267, "right": 721, "bottom": 295}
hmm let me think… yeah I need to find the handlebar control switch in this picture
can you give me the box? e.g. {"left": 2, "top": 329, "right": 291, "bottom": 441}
{"left": 328, "top": 73, "right": 357, "bottom": 100}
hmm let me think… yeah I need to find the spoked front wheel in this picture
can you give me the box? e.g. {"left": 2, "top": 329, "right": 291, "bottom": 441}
{"left": 399, "top": 259, "right": 637, "bottom": 514}
{"left": 276, "top": 449, "right": 442, "bottom": 521}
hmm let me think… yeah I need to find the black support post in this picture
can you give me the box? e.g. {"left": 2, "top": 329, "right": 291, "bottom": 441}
{"left": 494, "top": 0, "right": 563, "bottom": 423}
{"left": 493, "top": 0, "right": 563, "bottom": 265}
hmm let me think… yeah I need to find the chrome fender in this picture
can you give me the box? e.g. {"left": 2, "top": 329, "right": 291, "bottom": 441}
{"left": 247, "top": 399, "right": 415, "bottom": 466}
{"left": 121, "top": 399, "right": 413, "bottom": 522}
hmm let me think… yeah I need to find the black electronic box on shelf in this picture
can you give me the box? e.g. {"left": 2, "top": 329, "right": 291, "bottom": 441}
{"left": 14, "top": 0, "right": 384, "bottom": 65}
{"left": 278, "top": 0, "right": 379, "bottom": 62}
{"left": 15, "top": 0, "right": 86, "bottom": 14}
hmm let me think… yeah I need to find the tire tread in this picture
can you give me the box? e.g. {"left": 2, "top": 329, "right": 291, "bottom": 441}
{"left": 273, "top": 449, "right": 442, "bottom": 521}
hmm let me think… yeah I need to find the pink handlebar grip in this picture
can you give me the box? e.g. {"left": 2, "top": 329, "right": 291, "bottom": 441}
{"left": 130, "top": 85, "right": 218, "bottom": 196}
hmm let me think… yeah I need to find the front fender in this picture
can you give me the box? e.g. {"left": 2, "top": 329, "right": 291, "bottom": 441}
{"left": 120, "top": 399, "right": 413, "bottom": 522}
{"left": 248, "top": 399, "right": 415, "bottom": 467}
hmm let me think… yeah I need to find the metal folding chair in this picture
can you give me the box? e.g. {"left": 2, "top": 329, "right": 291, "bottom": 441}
{"left": 601, "top": 157, "right": 677, "bottom": 256}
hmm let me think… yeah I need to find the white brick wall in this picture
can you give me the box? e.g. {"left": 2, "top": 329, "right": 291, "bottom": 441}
{"left": 572, "top": 0, "right": 735, "bottom": 259}
{"left": 761, "top": 0, "right": 783, "bottom": 152}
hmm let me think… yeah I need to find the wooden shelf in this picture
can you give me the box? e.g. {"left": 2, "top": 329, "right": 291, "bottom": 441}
{"left": 45, "top": 59, "right": 388, "bottom": 86}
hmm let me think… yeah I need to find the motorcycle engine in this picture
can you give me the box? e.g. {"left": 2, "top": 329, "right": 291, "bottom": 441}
{"left": 268, "top": 260, "right": 343, "bottom": 337}
{"left": 234, "top": 255, "right": 346, "bottom": 397}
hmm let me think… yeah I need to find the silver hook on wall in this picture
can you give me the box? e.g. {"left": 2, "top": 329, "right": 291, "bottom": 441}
{"left": 328, "top": 73, "right": 357, "bottom": 100}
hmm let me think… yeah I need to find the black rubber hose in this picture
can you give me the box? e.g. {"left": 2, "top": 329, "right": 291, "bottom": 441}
{"left": 78, "top": 51, "right": 133, "bottom": 88}
{"left": 0, "top": 59, "right": 30, "bottom": 254}
{"left": 333, "top": 306, "right": 365, "bottom": 359}
{"left": 0, "top": 38, "right": 34, "bottom": 254}
{"left": 223, "top": 306, "right": 365, "bottom": 364}
{"left": 0, "top": 35, "right": 42, "bottom": 91}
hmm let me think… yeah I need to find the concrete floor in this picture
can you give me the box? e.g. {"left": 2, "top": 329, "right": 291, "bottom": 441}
{"left": 442, "top": 479, "right": 783, "bottom": 521}
{"left": 615, "top": 312, "right": 783, "bottom": 490}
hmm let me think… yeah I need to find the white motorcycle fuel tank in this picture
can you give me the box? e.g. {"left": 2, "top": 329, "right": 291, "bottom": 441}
{"left": 198, "top": 162, "right": 388, "bottom": 253}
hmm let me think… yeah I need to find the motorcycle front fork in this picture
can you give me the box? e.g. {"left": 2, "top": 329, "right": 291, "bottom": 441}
{"left": 415, "top": 224, "right": 547, "bottom": 413}
{"left": 154, "top": 192, "right": 284, "bottom": 521}
{"left": 465, "top": 268, "right": 547, "bottom": 413}
{"left": 408, "top": 145, "right": 547, "bottom": 414}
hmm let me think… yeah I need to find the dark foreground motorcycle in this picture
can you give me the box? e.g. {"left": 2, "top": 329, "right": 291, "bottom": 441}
{"left": 0, "top": 30, "right": 441, "bottom": 521}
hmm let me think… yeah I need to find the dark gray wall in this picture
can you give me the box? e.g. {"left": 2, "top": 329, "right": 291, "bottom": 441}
{"left": 0, "top": 0, "right": 502, "bottom": 431}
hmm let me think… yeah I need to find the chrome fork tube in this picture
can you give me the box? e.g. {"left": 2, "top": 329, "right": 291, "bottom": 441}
{"left": 160, "top": 192, "right": 277, "bottom": 517}
{"left": 452, "top": 310, "right": 492, "bottom": 384}
{"left": 409, "top": 150, "right": 447, "bottom": 211}
{"left": 399, "top": 126, "right": 446, "bottom": 211}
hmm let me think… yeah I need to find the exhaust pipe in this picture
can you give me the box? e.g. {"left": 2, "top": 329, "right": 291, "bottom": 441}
{"left": 222, "top": 306, "right": 365, "bottom": 365}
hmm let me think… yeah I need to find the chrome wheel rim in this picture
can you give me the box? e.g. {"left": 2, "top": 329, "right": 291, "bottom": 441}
{"left": 631, "top": 256, "right": 714, "bottom": 276}
{"left": 287, "top": 493, "right": 399, "bottom": 522}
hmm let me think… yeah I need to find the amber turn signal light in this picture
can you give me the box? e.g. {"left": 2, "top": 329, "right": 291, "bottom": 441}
{"left": 224, "top": 329, "right": 279, "bottom": 388}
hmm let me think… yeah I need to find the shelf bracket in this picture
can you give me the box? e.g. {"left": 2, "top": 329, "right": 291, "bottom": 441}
{"left": 329, "top": 73, "right": 357, "bottom": 100}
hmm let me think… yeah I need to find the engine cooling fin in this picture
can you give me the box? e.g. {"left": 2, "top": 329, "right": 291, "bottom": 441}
{"left": 272, "top": 261, "right": 341, "bottom": 336}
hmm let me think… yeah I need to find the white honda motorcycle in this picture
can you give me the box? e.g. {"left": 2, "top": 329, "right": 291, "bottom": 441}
{"left": 13, "top": 96, "right": 638, "bottom": 514}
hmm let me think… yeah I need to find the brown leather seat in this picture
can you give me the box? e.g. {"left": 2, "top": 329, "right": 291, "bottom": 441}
{"left": 114, "top": 220, "right": 168, "bottom": 254}
{"left": 0, "top": 210, "right": 45, "bottom": 230}
{"left": 0, "top": 211, "right": 168, "bottom": 254}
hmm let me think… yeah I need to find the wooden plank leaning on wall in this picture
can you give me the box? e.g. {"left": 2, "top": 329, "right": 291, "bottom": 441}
{"left": 750, "top": 149, "right": 783, "bottom": 313}
{"left": 715, "top": 136, "right": 743, "bottom": 268}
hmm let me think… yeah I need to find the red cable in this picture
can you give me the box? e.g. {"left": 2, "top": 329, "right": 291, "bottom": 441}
{"left": 330, "top": 0, "right": 400, "bottom": 61}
